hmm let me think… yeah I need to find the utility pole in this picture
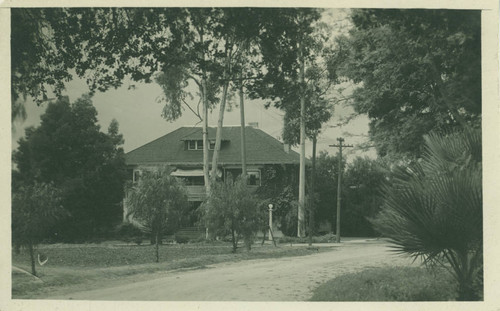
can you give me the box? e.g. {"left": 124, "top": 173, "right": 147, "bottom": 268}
{"left": 330, "top": 137, "right": 353, "bottom": 243}
{"left": 297, "top": 39, "right": 306, "bottom": 238}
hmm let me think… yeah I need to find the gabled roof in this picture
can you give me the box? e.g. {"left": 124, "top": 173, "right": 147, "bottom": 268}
{"left": 125, "top": 126, "right": 300, "bottom": 166}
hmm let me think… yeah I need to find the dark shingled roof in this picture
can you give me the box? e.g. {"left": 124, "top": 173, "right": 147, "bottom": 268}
{"left": 125, "top": 126, "right": 300, "bottom": 166}
{"left": 179, "top": 127, "right": 226, "bottom": 141}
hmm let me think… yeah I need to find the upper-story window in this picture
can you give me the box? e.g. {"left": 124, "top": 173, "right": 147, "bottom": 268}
{"left": 188, "top": 140, "right": 203, "bottom": 150}
{"left": 188, "top": 140, "right": 216, "bottom": 150}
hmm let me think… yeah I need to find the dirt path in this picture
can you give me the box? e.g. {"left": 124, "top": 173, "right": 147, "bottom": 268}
{"left": 51, "top": 240, "right": 418, "bottom": 301}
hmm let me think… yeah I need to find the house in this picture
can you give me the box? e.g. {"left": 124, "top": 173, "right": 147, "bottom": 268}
{"left": 123, "top": 125, "right": 300, "bottom": 226}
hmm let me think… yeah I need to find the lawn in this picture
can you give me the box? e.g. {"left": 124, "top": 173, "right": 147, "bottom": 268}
{"left": 310, "top": 266, "right": 457, "bottom": 301}
{"left": 12, "top": 240, "right": 332, "bottom": 299}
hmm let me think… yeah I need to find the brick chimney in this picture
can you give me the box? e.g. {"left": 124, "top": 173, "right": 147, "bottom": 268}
{"left": 283, "top": 143, "right": 290, "bottom": 153}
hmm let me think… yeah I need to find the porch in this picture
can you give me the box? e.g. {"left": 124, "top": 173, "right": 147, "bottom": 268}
{"left": 186, "top": 185, "right": 206, "bottom": 202}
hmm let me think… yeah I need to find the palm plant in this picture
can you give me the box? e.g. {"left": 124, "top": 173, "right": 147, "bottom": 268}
{"left": 372, "top": 127, "right": 482, "bottom": 300}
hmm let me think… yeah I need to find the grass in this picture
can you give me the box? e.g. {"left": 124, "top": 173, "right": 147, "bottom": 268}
{"left": 310, "top": 266, "right": 457, "bottom": 301}
{"left": 12, "top": 240, "right": 333, "bottom": 298}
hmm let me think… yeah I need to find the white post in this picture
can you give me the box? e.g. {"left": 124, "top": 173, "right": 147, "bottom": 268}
{"left": 268, "top": 203, "right": 274, "bottom": 241}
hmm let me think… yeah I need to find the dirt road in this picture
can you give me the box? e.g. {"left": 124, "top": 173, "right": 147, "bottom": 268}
{"left": 53, "top": 239, "right": 417, "bottom": 301}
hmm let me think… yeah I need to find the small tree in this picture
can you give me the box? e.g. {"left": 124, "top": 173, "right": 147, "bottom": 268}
{"left": 126, "top": 167, "right": 188, "bottom": 262}
{"left": 12, "top": 182, "right": 66, "bottom": 276}
{"left": 372, "top": 127, "right": 482, "bottom": 300}
{"left": 202, "top": 176, "right": 261, "bottom": 252}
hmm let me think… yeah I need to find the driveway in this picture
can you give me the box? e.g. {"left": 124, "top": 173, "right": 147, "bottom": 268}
{"left": 52, "top": 239, "right": 418, "bottom": 301}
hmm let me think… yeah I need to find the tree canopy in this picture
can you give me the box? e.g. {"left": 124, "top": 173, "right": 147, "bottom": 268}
{"left": 333, "top": 9, "right": 481, "bottom": 159}
{"left": 281, "top": 65, "right": 333, "bottom": 146}
{"left": 13, "top": 95, "right": 127, "bottom": 240}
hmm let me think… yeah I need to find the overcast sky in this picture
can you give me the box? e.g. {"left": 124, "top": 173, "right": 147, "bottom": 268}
{"left": 11, "top": 76, "right": 376, "bottom": 160}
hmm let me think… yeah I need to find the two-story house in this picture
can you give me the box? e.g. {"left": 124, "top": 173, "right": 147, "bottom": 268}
{"left": 123, "top": 125, "right": 300, "bottom": 227}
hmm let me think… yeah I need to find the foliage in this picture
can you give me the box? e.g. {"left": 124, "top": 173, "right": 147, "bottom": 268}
{"left": 114, "top": 222, "right": 144, "bottom": 244}
{"left": 334, "top": 9, "right": 481, "bottom": 159}
{"left": 126, "top": 166, "right": 188, "bottom": 262}
{"left": 371, "top": 127, "right": 482, "bottom": 300}
{"left": 277, "top": 13, "right": 347, "bottom": 146}
{"left": 12, "top": 182, "right": 67, "bottom": 275}
{"left": 310, "top": 266, "right": 456, "bottom": 301}
{"left": 12, "top": 95, "right": 127, "bottom": 241}
{"left": 11, "top": 8, "right": 190, "bottom": 105}
{"left": 313, "top": 151, "right": 342, "bottom": 229}
{"left": 278, "top": 194, "right": 299, "bottom": 237}
{"left": 249, "top": 8, "right": 323, "bottom": 104}
{"left": 10, "top": 8, "right": 270, "bottom": 190}
{"left": 282, "top": 90, "right": 333, "bottom": 146}
{"left": 11, "top": 9, "right": 72, "bottom": 113}
{"left": 313, "top": 153, "right": 387, "bottom": 237}
{"left": 201, "top": 176, "right": 262, "bottom": 252}
{"left": 342, "top": 157, "right": 387, "bottom": 236}
{"left": 256, "top": 165, "right": 300, "bottom": 237}
{"left": 251, "top": 8, "right": 325, "bottom": 237}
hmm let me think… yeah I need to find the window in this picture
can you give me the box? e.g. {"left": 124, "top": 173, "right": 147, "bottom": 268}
{"left": 247, "top": 170, "right": 261, "bottom": 186}
{"left": 209, "top": 140, "right": 216, "bottom": 150}
{"left": 133, "top": 169, "right": 142, "bottom": 183}
{"left": 186, "top": 176, "right": 205, "bottom": 186}
{"left": 224, "top": 169, "right": 261, "bottom": 186}
{"left": 187, "top": 140, "right": 206, "bottom": 150}
{"left": 188, "top": 140, "right": 197, "bottom": 150}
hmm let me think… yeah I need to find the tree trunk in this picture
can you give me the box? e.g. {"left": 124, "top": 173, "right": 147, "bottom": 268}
{"left": 28, "top": 241, "right": 36, "bottom": 276}
{"left": 201, "top": 76, "right": 211, "bottom": 240}
{"left": 456, "top": 251, "right": 481, "bottom": 301}
{"left": 297, "top": 40, "right": 306, "bottom": 238}
{"left": 199, "top": 28, "right": 210, "bottom": 195}
{"left": 231, "top": 228, "right": 237, "bottom": 253}
{"left": 210, "top": 44, "right": 232, "bottom": 182}
{"left": 239, "top": 72, "right": 247, "bottom": 179}
{"left": 457, "top": 281, "right": 478, "bottom": 301}
{"left": 202, "top": 77, "right": 210, "bottom": 193}
{"left": 197, "top": 27, "right": 210, "bottom": 240}
{"left": 155, "top": 232, "right": 160, "bottom": 263}
{"left": 308, "top": 134, "right": 317, "bottom": 246}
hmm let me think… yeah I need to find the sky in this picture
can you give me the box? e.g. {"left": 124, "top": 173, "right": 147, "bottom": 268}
{"left": 11, "top": 76, "right": 376, "bottom": 161}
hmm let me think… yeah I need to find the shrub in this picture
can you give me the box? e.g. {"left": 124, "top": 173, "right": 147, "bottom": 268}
{"left": 114, "top": 222, "right": 143, "bottom": 242}
{"left": 174, "top": 235, "right": 190, "bottom": 244}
